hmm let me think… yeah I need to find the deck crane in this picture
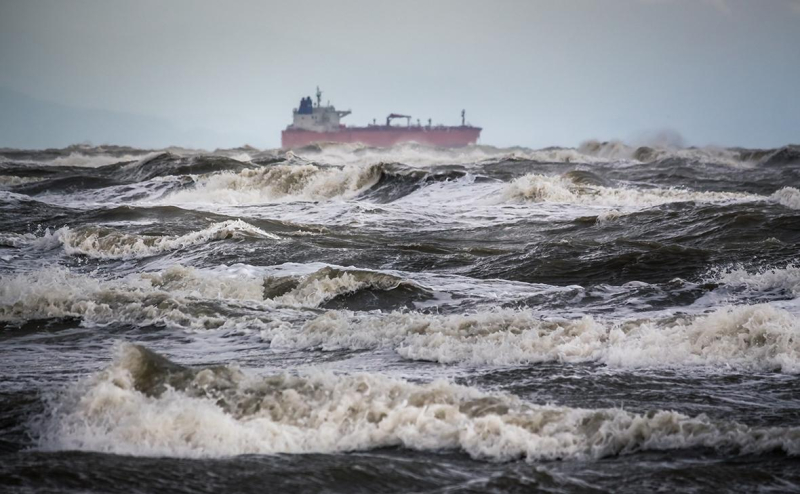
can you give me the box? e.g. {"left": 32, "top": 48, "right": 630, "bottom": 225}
{"left": 386, "top": 113, "right": 411, "bottom": 126}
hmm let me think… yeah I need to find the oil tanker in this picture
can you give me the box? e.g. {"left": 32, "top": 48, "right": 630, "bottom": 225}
{"left": 281, "top": 88, "right": 481, "bottom": 148}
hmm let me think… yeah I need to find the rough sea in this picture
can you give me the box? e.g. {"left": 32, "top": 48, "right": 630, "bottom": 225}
{"left": 1, "top": 141, "right": 799, "bottom": 493}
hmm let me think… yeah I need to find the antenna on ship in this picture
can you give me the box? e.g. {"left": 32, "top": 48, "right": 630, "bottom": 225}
{"left": 461, "top": 109, "right": 465, "bottom": 126}
{"left": 316, "top": 86, "right": 322, "bottom": 107}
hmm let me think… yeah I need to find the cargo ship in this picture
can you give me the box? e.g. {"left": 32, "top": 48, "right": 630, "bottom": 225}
{"left": 281, "top": 88, "right": 481, "bottom": 148}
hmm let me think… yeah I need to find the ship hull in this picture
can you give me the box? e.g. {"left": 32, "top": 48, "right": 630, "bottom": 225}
{"left": 281, "top": 126, "right": 481, "bottom": 149}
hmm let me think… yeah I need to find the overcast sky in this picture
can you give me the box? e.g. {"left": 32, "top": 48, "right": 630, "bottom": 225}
{"left": 1, "top": 0, "right": 798, "bottom": 149}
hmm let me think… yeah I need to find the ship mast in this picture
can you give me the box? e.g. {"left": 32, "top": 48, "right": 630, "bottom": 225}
{"left": 316, "top": 86, "right": 322, "bottom": 107}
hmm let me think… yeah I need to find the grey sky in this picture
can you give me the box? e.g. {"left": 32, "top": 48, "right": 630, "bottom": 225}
{"left": 1, "top": 0, "right": 798, "bottom": 149}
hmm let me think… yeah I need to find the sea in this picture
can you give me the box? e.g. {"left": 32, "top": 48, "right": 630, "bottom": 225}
{"left": 1, "top": 141, "right": 799, "bottom": 493}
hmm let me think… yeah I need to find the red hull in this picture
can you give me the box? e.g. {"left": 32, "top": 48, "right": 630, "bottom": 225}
{"left": 282, "top": 126, "right": 481, "bottom": 149}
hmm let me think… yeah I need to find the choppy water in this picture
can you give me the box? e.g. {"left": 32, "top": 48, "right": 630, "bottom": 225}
{"left": 1, "top": 141, "right": 799, "bottom": 493}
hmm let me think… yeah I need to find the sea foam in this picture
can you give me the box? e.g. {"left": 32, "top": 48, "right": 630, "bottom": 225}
{"left": 772, "top": 187, "right": 800, "bottom": 210}
{"left": 23, "top": 220, "right": 278, "bottom": 259}
{"left": 503, "top": 173, "right": 757, "bottom": 207}
{"left": 163, "top": 163, "right": 383, "bottom": 205}
{"left": 36, "top": 344, "right": 800, "bottom": 460}
{"left": 268, "top": 303, "right": 800, "bottom": 372}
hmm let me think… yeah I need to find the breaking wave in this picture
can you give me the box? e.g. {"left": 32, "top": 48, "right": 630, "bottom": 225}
{"left": 578, "top": 140, "right": 750, "bottom": 166}
{"left": 293, "top": 141, "right": 785, "bottom": 167}
{"left": 112, "top": 152, "right": 253, "bottom": 182}
{"left": 269, "top": 304, "right": 800, "bottom": 372}
{"left": 0, "top": 175, "right": 46, "bottom": 188}
{"left": 23, "top": 220, "right": 279, "bottom": 259}
{"left": 712, "top": 264, "right": 800, "bottom": 298}
{"left": 163, "top": 163, "right": 384, "bottom": 205}
{"left": 159, "top": 161, "right": 473, "bottom": 206}
{"left": 760, "top": 145, "right": 800, "bottom": 167}
{"left": 5, "top": 261, "right": 799, "bottom": 372}
{"left": 503, "top": 173, "right": 759, "bottom": 207}
{"left": 36, "top": 344, "right": 800, "bottom": 460}
{"left": 0, "top": 231, "right": 37, "bottom": 248}
{"left": 291, "top": 142, "right": 613, "bottom": 167}
{"left": 771, "top": 187, "right": 800, "bottom": 210}
{"left": 0, "top": 265, "right": 270, "bottom": 330}
{"left": 265, "top": 266, "right": 432, "bottom": 311}
{"left": 575, "top": 141, "right": 800, "bottom": 167}
{"left": 0, "top": 264, "right": 429, "bottom": 328}
{"left": 47, "top": 152, "right": 152, "bottom": 168}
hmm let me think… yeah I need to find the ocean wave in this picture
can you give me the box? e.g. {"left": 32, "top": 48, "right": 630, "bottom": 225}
{"left": 0, "top": 265, "right": 270, "bottom": 329}
{"left": 771, "top": 187, "right": 800, "bottom": 210}
{"left": 21, "top": 220, "right": 278, "bottom": 259}
{"left": 256, "top": 142, "right": 621, "bottom": 171}
{"left": 503, "top": 173, "right": 758, "bottom": 207}
{"left": 265, "top": 266, "right": 432, "bottom": 311}
{"left": 6, "top": 143, "right": 795, "bottom": 172}
{"left": 163, "top": 163, "right": 384, "bottom": 205}
{"left": 159, "top": 160, "right": 471, "bottom": 205}
{"left": 0, "top": 231, "right": 37, "bottom": 248}
{"left": 113, "top": 152, "right": 253, "bottom": 182}
{"left": 46, "top": 152, "right": 151, "bottom": 168}
{"left": 759, "top": 145, "right": 800, "bottom": 167}
{"left": 577, "top": 140, "right": 763, "bottom": 167}
{"left": 0, "top": 175, "right": 46, "bottom": 189}
{"left": 6, "top": 262, "right": 797, "bottom": 372}
{"left": 595, "top": 209, "right": 623, "bottom": 223}
{"left": 0, "top": 264, "right": 429, "bottom": 327}
{"left": 35, "top": 344, "right": 800, "bottom": 460}
{"left": 0, "top": 190, "right": 42, "bottom": 205}
{"left": 269, "top": 304, "right": 800, "bottom": 372}
{"left": 297, "top": 141, "right": 735, "bottom": 166}
{"left": 714, "top": 264, "right": 800, "bottom": 298}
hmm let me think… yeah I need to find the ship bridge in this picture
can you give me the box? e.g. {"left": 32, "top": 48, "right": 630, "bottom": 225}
{"left": 291, "top": 87, "right": 351, "bottom": 132}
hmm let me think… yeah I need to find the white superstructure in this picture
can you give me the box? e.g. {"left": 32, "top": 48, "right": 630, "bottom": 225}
{"left": 291, "top": 87, "right": 351, "bottom": 132}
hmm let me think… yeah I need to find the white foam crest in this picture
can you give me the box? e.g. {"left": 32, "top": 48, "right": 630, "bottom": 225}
{"left": 596, "top": 209, "right": 623, "bottom": 223}
{"left": 295, "top": 143, "right": 613, "bottom": 168}
{"left": 0, "top": 190, "right": 35, "bottom": 203}
{"left": 0, "top": 264, "right": 426, "bottom": 329}
{"left": 114, "top": 151, "right": 174, "bottom": 177}
{"left": 503, "top": 173, "right": 756, "bottom": 207}
{"left": 228, "top": 152, "right": 253, "bottom": 163}
{"left": 715, "top": 265, "right": 800, "bottom": 297}
{"left": 268, "top": 304, "right": 800, "bottom": 372}
{"left": 271, "top": 267, "right": 421, "bottom": 308}
{"left": 296, "top": 143, "right": 504, "bottom": 167}
{"left": 162, "top": 163, "right": 382, "bottom": 205}
{"left": 600, "top": 304, "right": 800, "bottom": 372}
{"left": 577, "top": 140, "right": 638, "bottom": 160}
{"left": 520, "top": 148, "right": 610, "bottom": 163}
{"left": 503, "top": 174, "right": 579, "bottom": 203}
{"left": 664, "top": 147, "right": 754, "bottom": 167}
{"left": 37, "top": 343, "right": 800, "bottom": 460}
{"left": 772, "top": 187, "right": 800, "bottom": 210}
{"left": 22, "top": 228, "right": 64, "bottom": 251}
{"left": 46, "top": 152, "right": 151, "bottom": 168}
{"left": 577, "top": 140, "right": 753, "bottom": 167}
{"left": 0, "top": 266, "right": 270, "bottom": 330}
{"left": 32, "top": 220, "right": 279, "bottom": 259}
{"left": 0, "top": 232, "right": 37, "bottom": 248}
{"left": 0, "top": 175, "right": 45, "bottom": 188}
{"left": 271, "top": 273, "right": 365, "bottom": 307}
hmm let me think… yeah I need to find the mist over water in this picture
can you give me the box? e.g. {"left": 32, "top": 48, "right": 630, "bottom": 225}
{"left": 2, "top": 141, "right": 800, "bottom": 493}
